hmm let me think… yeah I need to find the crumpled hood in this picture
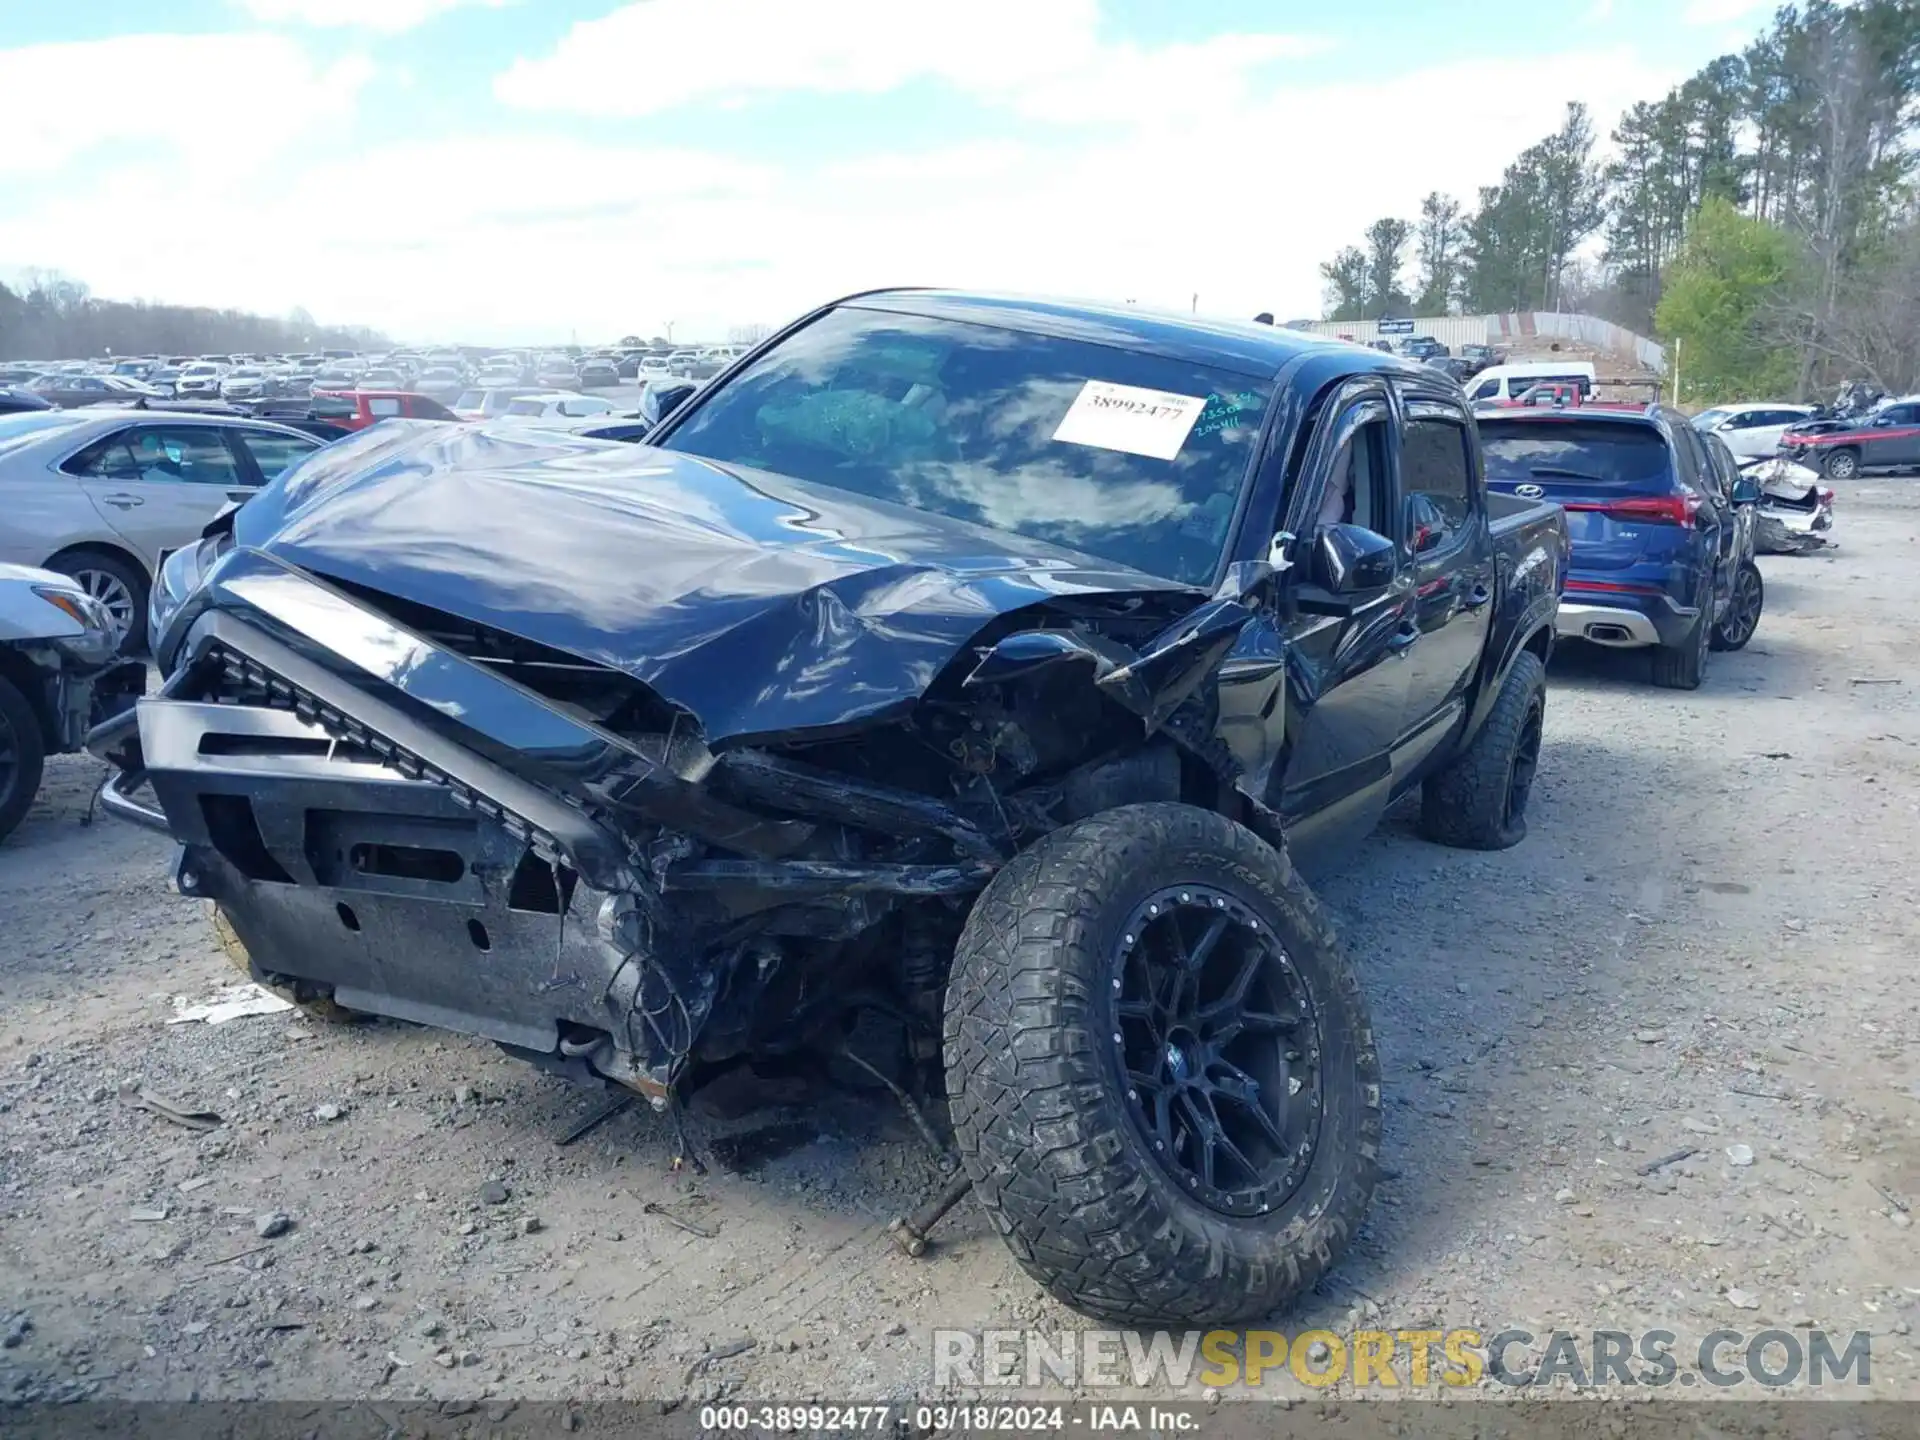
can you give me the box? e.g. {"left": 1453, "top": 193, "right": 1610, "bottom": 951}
{"left": 228, "top": 421, "right": 1196, "bottom": 744}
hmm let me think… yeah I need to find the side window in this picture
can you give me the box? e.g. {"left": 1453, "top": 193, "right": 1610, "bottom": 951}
{"left": 1670, "top": 425, "right": 1705, "bottom": 494}
{"left": 1402, "top": 415, "right": 1474, "bottom": 532}
{"left": 368, "top": 398, "right": 402, "bottom": 418}
{"left": 1315, "top": 415, "right": 1391, "bottom": 534}
{"left": 62, "top": 435, "right": 142, "bottom": 479}
{"left": 1722, "top": 411, "right": 1760, "bottom": 430}
{"left": 236, "top": 429, "right": 321, "bottom": 482}
{"left": 1472, "top": 378, "right": 1499, "bottom": 401}
{"left": 123, "top": 426, "right": 245, "bottom": 486}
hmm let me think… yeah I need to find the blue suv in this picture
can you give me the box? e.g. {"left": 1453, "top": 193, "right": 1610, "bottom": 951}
{"left": 1478, "top": 406, "right": 1758, "bottom": 689}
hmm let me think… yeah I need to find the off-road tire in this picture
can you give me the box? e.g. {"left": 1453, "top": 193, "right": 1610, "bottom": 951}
{"left": 1822, "top": 447, "right": 1860, "bottom": 481}
{"left": 942, "top": 802, "right": 1381, "bottom": 1326}
{"left": 0, "top": 674, "right": 47, "bottom": 845}
{"left": 1418, "top": 649, "right": 1546, "bottom": 851}
{"left": 212, "top": 904, "right": 363, "bottom": 1023}
{"left": 1710, "top": 561, "right": 1764, "bottom": 652}
{"left": 1650, "top": 606, "right": 1710, "bottom": 690}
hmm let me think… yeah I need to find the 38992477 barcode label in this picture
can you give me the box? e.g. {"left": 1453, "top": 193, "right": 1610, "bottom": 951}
{"left": 1051, "top": 380, "right": 1208, "bottom": 462}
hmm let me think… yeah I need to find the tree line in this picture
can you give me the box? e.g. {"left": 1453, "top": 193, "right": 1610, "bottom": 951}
{"left": 0, "top": 271, "right": 388, "bottom": 362}
{"left": 1316, "top": 0, "right": 1920, "bottom": 401}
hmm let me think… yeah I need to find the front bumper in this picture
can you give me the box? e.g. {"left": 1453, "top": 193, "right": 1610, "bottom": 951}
{"left": 87, "top": 556, "right": 996, "bottom": 1096}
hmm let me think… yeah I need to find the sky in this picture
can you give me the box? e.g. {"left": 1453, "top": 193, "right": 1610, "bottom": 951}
{"left": 0, "top": 0, "right": 1780, "bottom": 346}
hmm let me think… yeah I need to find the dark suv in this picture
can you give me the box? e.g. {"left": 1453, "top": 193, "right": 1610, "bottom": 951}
{"left": 1479, "top": 405, "right": 1761, "bottom": 688}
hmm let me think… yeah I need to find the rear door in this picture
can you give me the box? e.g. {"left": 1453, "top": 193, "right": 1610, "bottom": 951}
{"left": 1395, "top": 396, "right": 1494, "bottom": 783}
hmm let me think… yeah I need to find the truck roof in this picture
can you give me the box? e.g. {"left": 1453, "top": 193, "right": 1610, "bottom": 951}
{"left": 845, "top": 288, "right": 1428, "bottom": 383}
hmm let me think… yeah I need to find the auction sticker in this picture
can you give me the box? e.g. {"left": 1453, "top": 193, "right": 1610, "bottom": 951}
{"left": 1051, "top": 380, "right": 1207, "bottom": 462}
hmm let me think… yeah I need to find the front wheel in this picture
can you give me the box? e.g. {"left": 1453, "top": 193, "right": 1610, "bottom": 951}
{"left": 1711, "top": 561, "right": 1764, "bottom": 651}
{"left": 0, "top": 674, "right": 48, "bottom": 844}
{"left": 1823, "top": 447, "right": 1860, "bottom": 480}
{"left": 943, "top": 802, "right": 1381, "bottom": 1327}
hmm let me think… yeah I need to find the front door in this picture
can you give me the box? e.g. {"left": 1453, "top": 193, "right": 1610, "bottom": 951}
{"left": 66, "top": 422, "right": 255, "bottom": 571}
{"left": 1262, "top": 382, "right": 1413, "bottom": 858}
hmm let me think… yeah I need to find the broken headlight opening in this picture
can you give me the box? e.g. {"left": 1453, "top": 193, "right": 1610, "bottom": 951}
{"left": 148, "top": 529, "right": 232, "bottom": 671}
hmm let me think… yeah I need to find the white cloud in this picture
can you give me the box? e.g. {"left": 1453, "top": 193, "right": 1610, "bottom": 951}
{"left": 0, "top": 17, "right": 1698, "bottom": 346}
{"left": 495, "top": 0, "right": 1325, "bottom": 123}
{"left": 237, "top": 0, "right": 508, "bottom": 33}
{"left": 1680, "top": 0, "right": 1766, "bottom": 24}
{"left": 0, "top": 35, "right": 370, "bottom": 179}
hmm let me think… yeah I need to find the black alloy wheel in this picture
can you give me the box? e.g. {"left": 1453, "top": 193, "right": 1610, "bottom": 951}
{"left": 1504, "top": 693, "right": 1545, "bottom": 831}
{"left": 1113, "top": 883, "right": 1320, "bottom": 1216}
{"left": 1711, "top": 562, "right": 1764, "bottom": 652}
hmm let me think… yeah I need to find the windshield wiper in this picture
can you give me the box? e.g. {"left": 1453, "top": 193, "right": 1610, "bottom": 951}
{"left": 1524, "top": 465, "right": 1614, "bottom": 483}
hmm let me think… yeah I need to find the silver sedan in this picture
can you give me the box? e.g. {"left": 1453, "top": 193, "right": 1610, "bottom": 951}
{"left": 0, "top": 408, "right": 325, "bottom": 652}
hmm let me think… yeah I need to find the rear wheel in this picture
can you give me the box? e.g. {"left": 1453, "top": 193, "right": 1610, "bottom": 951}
{"left": 1711, "top": 561, "right": 1764, "bottom": 651}
{"left": 212, "top": 905, "right": 364, "bottom": 1023}
{"left": 1822, "top": 447, "right": 1860, "bottom": 480}
{"left": 1419, "top": 650, "right": 1546, "bottom": 850}
{"left": 944, "top": 802, "right": 1380, "bottom": 1326}
{"left": 0, "top": 674, "right": 47, "bottom": 845}
{"left": 1651, "top": 607, "right": 1710, "bottom": 690}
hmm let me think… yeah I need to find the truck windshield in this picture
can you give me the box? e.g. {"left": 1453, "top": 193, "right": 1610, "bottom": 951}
{"left": 657, "top": 306, "right": 1272, "bottom": 588}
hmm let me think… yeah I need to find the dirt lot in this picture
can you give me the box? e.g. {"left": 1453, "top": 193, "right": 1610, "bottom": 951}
{"left": 2, "top": 482, "right": 1917, "bottom": 1408}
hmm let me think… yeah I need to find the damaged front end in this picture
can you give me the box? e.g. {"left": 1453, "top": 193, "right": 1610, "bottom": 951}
{"left": 92, "top": 539, "right": 1286, "bottom": 1105}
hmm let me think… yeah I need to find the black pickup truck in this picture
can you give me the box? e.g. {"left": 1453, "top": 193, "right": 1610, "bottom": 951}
{"left": 94, "top": 290, "right": 1565, "bottom": 1327}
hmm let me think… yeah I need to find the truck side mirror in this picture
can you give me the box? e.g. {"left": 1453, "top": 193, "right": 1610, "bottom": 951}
{"left": 1314, "top": 523, "right": 1397, "bottom": 595}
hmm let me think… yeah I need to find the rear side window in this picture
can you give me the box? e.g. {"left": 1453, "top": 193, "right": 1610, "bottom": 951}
{"left": 1479, "top": 421, "right": 1672, "bottom": 490}
{"left": 367, "top": 398, "right": 402, "bottom": 418}
{"left": 236, "top": 428, "right": 321, "bottom": 480}
{"left": 1402, "top": 415, "right": 1475, "bottom": 529}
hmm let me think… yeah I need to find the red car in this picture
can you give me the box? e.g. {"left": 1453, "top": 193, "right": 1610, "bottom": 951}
{"left": 310, "top": 389, "right": 462, "bottom": 432}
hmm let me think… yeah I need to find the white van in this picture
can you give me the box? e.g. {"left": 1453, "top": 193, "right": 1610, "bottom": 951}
{"left": 1466, "top": 361, "right": 1597, "bottom": 404}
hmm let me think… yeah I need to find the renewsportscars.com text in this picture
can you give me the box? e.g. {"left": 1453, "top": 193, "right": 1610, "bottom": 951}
{"left": 933, "top": 1327, "right": 1872, "bottom": 1390}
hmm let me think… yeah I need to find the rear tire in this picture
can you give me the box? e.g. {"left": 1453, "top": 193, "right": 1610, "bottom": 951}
{"left": 1651, "top": 607, "right": 1710, "bottom": 690}
{"left": 1823, "top": 447, "right": 1860, "bottom": 480}
{"left": 0, "top": 674, "right": 47, "bottom": 845}
{"left": 943, "top": 802, "right": 1380, "bottom": 1326}
{"left": 1710, "top": 561, "right": 1764, "bottom": 652}
{"left": 1419, "top": 649, "right": 1546, "bottom": 850}
{"left": 213, "top": 905, "right": 364, "bottom": 1023}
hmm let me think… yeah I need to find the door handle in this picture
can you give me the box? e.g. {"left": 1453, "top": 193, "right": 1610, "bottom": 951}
{"left": 1462, "top": 583, "right": 1492, "bottom": 610}
{"left": 1388, "top": 622, "right": 1422, "bottom": 653}
{"left": 101, "top": 493, "right": 144, "bottom": 508}
{"left": 226, "top": 490, "right": 253, "bottom": 502}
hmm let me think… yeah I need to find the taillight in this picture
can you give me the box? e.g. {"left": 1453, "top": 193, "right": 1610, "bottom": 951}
{"left": 1563, "top": 495, "right": 1700, "bottom": 526}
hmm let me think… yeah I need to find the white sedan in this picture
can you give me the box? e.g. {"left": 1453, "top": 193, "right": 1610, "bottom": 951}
{"left": 1691, "top": 403, "right": 1817, "bottom": 460}
{"left": 497, "top": 392, "right": 616, "bottom": 421}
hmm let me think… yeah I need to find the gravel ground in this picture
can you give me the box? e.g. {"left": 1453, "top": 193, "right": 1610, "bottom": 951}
{"left": 1, "top": 480, "right": 1916, "bottom": 1407}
